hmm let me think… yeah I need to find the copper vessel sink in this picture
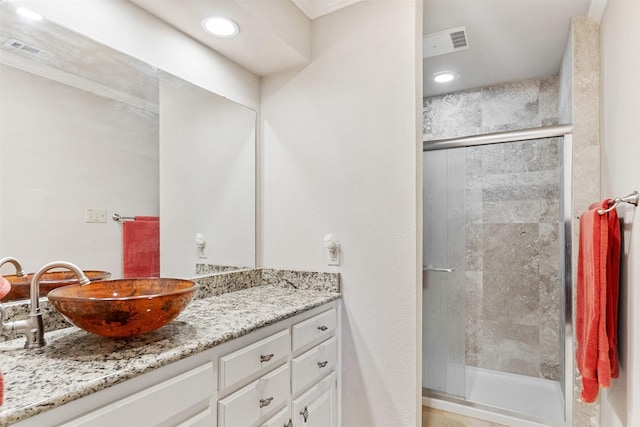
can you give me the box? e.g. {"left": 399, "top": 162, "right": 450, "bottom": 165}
{"left": 47, "top": 278, "right": 198, "bottom": 337}
{"left": 2, "top": 270, "right": 111, "bottom": 302}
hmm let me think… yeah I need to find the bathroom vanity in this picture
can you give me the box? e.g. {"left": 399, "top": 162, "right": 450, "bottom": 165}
{"left": 0, "top": 273, "right": 341, "bottom": 427}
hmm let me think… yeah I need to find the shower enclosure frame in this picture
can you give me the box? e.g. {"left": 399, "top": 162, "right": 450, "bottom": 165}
{"left": 421, "top": 124, "right": 574, "bottom": 427}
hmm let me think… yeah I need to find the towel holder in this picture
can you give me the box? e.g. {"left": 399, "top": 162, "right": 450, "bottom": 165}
{"left": 598, "top": 191, "right": 639, "bottom": 215}
{"left": 112, "top": 213, "right": 135, "bottom": 222}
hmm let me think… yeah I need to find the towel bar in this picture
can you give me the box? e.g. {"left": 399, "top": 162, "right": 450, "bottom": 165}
{"left": 112, "top": 213, "right": 136, "bottom": 222}
{"left": 598, "top": 191, "right": 639, "bottom": 215}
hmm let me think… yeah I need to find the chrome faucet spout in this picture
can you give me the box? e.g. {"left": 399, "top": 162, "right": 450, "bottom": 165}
{"left": 0, "top": 257, "right": 26, "bottom": 277}
{"left": 29, "top": 261, "right": 90, "bottom": 317}
{"left": 2, "top": 261, "right": 89, "bottom": 349}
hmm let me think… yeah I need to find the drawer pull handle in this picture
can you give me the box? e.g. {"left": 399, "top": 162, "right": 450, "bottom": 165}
{"left": 300, "top": 406, "right": 309, "bottom": 422}
{"left": 260, "top": 353, "right": 275, "bottom": 362}
{"left": 259, "top": 396, "right": 274, "bottom": 408}
{"left": 284, "top": 419, "right": 293, "bottom": 427}
{"left": 317, "top": 325, "right": 328, "bottom": 331}
{"left": 318, "top": 360, "right": 329, "bottom": 368}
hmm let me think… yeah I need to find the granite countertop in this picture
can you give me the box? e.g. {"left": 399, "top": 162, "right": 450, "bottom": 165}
{"left": 0, "top": 283, "right": 341, "bottom": 426}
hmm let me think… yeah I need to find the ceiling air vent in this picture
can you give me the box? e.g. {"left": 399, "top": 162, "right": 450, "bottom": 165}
{"left": 423, "top": 26, "right": 469, "bottom": 59}
{"left": 3, "top": 38, "right": 52, "bottom": 60}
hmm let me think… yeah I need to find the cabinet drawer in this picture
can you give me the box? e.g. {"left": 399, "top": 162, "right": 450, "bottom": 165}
{"left": 292, "top": 308, "right": 336, "bottom": 351}
{"left": 260, "top": 405, "right": 291, "bottom": 427}
{"left": 62, "top": 363, "right": 214, "bottom": 427}
{"left": 218, "top": 363, "right": 290, "bottom": 427}
{"left": 220, "top": 329, "right": 290, "bottom": 390}
{"left": 292, "top": 336, "right": 337, "bottom": 394}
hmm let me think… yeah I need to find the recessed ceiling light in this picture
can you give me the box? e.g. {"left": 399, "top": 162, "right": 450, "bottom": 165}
{"left": 202, "top": 16, "right": 239, "bottom": 38}
{"left": 16, "top": 7, "right": 43, "bottom": 21}
{"left": 434, "top": 72, "right": 455, "bottom": 83}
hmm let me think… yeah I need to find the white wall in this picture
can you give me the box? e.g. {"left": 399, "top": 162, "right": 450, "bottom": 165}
{"left": 600, "top": 1, "right": 640, "bottom": 426}
{"left": 0, "top": 65, "right": 158, "bottom": 278}
{"left": 160, "top": 73, "right": 256, "bottom": 277}
{"left": 261, "top": 1, "right": 422, "bottom": 425}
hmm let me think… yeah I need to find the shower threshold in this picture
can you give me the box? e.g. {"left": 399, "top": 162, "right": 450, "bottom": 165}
{"left": 423, "top": 366, "right": 565, "bottom": 426}
{"left": 466, "top": 366, "right": 564, "bottom": 422}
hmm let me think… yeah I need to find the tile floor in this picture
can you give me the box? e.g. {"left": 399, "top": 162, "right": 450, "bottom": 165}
{"left": 422, "top": 406, "right": 508, "bottom": 427}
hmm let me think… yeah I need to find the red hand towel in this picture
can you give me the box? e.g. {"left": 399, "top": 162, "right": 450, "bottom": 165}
{"left": 123, "top": 216, "right": 160, "bottom": 278}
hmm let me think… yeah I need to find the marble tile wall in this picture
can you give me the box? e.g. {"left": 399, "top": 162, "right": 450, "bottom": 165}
{"left": 423, "top": 76, "right": 563, "bottom": 381}
{"left": 423, "top": 76, "right": 559, "bottom": 141}
{"left": 567, "top": 16, "right": 601, "bottom": 427}
{"left": 463, "top": 138, "right": 562, "bottom": 381}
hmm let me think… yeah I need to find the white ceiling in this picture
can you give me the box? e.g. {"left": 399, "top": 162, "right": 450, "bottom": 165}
{"left": 128, "top": 0, "right": 594, "bottom": 97}
{"left": 423, "top": 0, "right": 592, "bottom": 97}
{"left": 292, "top": 0, "right": 363, "bottom": 19}
{"left": 127, "top": 0, "right": 364, "bottom": 77}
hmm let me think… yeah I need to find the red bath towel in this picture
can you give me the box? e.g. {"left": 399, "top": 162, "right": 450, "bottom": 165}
{"left": 605, "top": 203, "right": 621, "bottom": 379}
{"left": 576, "top": 200, "right": 620, "bottom": 403}
{"left": 123, "top": 216, "right": 160, "bottom": 278}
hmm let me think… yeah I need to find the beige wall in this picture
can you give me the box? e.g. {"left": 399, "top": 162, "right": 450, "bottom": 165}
{"left": 600, "top": 1, "right": 640, "bottom": 426}
{"left": 260, "top": 1, "right": 422, "bottom": 425}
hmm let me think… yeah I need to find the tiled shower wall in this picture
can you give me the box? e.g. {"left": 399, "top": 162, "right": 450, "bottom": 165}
{"left": 464, "top": 138, "right": 561, "bottom": 380}
{"left": 423, "top": 76, "right": 558, "bottom": 140}
{"left": 423, "top": 76, "right": 562, "bottom": 380}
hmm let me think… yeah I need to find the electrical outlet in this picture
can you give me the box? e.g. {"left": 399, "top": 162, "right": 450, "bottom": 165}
{"left": 85, "top": 208, "right": 107, "bottom": 223}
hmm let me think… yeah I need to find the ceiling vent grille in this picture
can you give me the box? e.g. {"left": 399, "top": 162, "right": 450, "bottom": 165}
{"left": 423, "top": 26, "right": 469, "bottom": 58}
{"left": 3, "top": 38, "right": 52, "bottom": 60}
{"left": 449, "top": 30, "right": 468, "bottom": 49}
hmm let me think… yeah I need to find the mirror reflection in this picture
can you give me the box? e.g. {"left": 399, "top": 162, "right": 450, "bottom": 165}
{"left": 0, "top": 1, "right": 256, "bottom": 301}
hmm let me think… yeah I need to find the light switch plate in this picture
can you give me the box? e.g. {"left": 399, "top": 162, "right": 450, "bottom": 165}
{"left": 85, "top": 208, "right": 107, "bottom": 223}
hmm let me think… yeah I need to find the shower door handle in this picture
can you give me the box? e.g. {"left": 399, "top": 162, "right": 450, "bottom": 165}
{"left": 423, "top": 266, "right": 455, "bottom": 273}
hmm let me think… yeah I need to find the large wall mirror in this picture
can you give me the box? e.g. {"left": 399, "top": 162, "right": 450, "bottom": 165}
{"left": 0, "top": 0, "right": 256, "bottom": 297}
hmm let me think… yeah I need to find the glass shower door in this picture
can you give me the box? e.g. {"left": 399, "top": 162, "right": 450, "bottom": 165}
{"left": 422, "top": 147, "right": 466, "bottom": 397}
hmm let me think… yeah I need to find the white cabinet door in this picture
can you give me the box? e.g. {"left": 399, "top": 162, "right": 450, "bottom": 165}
{"left": 292, "top": 372, "right": 336, "bottom": 427}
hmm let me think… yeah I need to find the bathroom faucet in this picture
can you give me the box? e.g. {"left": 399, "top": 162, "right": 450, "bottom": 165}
{"left": 1, "top": 261, "right": 89, "bottom": 348}
{"left": 0, "top": 257, "right": 26, "bottom": 277}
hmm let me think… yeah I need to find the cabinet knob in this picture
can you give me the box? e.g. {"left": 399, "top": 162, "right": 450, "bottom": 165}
{"left": 260, "top": 353, "right": 275, "bottom": 362}
{"left": 318, "top": 360, "right": 329, "bottom": 368}
{"left": 317, "top": 325, "right": 328, "bottom": 331}
{"left": 300, "top": 406, "right": 309, "bottom": 422}
{"left": 284, "top": 419, "right": 293, "bottom": 427}
{"left": 259, "top": 396, "right": 274, "bottom": 408}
